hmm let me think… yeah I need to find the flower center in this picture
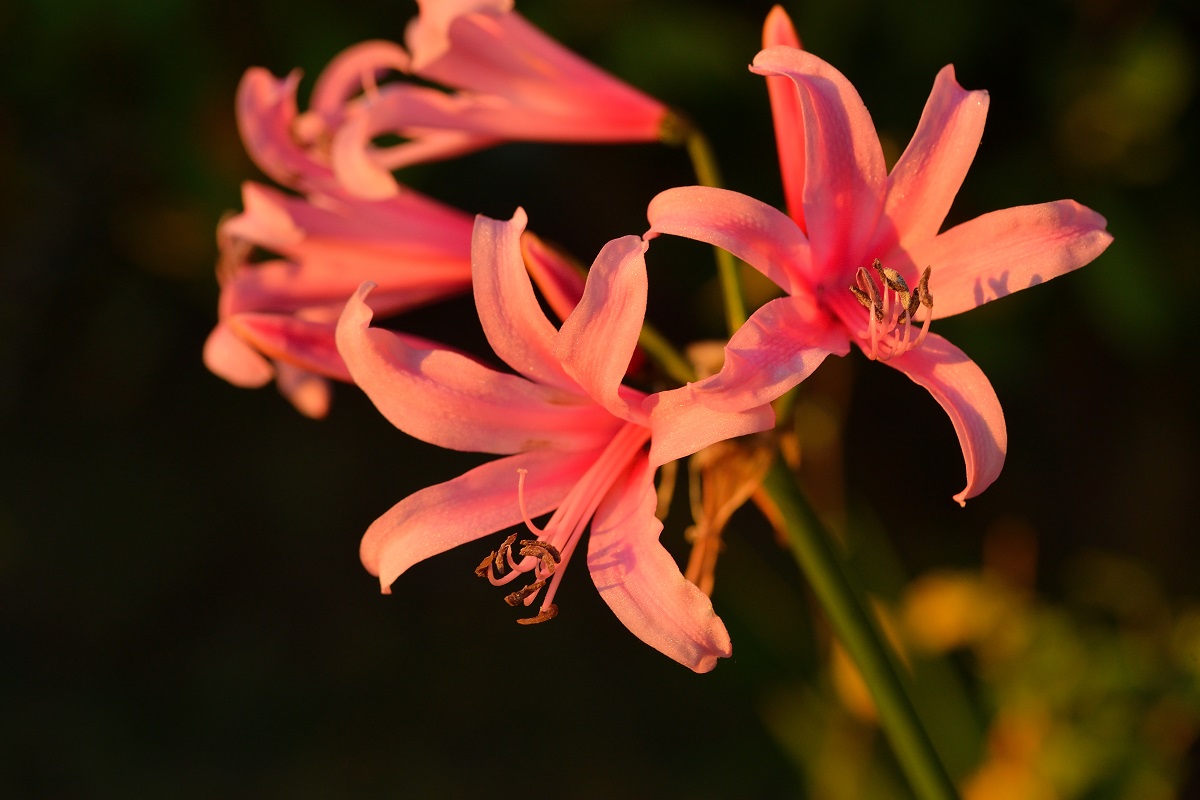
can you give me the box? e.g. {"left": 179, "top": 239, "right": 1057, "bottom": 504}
{"left": 473, "top": 422, "right": 650, "bottom": 625}
{"left": 848, "top": 259, "right": 934, "bottom": 361}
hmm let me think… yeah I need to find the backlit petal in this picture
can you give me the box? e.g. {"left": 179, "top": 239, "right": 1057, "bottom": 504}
{"left": 646, "top": 185, "right": 810, "bottom": 295}
{"left": 880, "top": 65, "right": 989, "bottom": 251}
{"left": 898, "top": 200, "right": 1113, "bottom": 319}
{"left": 556, "top": 235, "right": 651, "bottom": 423}
{"left": 362, "top": 447, "right": 593, "bottom": 591}
{"left": 690, "top": 296, "right": 850, "bottom": 413}
{"left": 882, "top": 333, "right": 1006, "bottom": 505}
{"left": 203, "top": 322, "right": 274, "bottom": 388}
{"left": 761, "top": 6, "right": 807, "bottom": 229}
{"left": 588, "top": 456, "right": 732, "bottom": 673}
{"left": 645, "top": 388, "right": 775, "bottom": 467}
{"left": 229, "top": 312, "right": 352, "bottom": 382}
{"left": 752, "top": 47, "right": 887, "bottom": 281}
{"left": 472, "top": 210, "right": 575, "bottom": 388}
{"left": 275, "top": 362, "right": 333, "bottom": 419}
{"left": 337, "top": 283, "right": 617, "bottom": 453}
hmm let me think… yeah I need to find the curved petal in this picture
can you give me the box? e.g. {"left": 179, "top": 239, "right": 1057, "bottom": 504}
{"left": 203, "top": 322, "right": 275, "bottom": 387}
{"left": 236, "top": 68, "right": 331, "bottom": 191}
{"left": 556, "top": 235, "right": 651, "bottom": 423}
{"left": 751, "top": 47, "right": 887, "bottom": 282}
{"left": 645, "top": 388, "right": 775, "bottom": 467}
{"left": 883, "top": 333, "right": 1006, "bottom": 506}
{"left": 761, "top": 6, "right": 807, "bottom": 229}
{"left": 336, "top": 283, "right": 618, "bottom": 453}
{"left": 275, "top": 362, "right": 333, "bottom": 419}
{"left": 879, "top": 65, "right": 989, "bottom": 251}
{"left": 690, "top": 296, "right": 850, "bottom": 413}
{"left": 228, "top": 313, "right": 352, "bottom": 381}
{"left": 646, "top": 186, "right": 810, "bottom": 296}
{"left": 362, "top": 446, "right": 594, "bottom": 591}
{"left": 587, "top": 455, "right": 733, "bottom": 673}
{"left": 520, "top": 231, "right": 585, "bottom": 323}
{"left": 897, "top": 200, "right": 1113, "bottom": 319}
{"left": 472, "top": 210, "right": 575, "bottom": 389}
{"left": 309, "top": 40, "right": 410, "bottom": 119}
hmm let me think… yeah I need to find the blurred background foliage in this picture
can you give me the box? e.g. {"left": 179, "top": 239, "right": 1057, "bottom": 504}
{"left": 2, "top": 0, "right": 1198, "bottom": 797}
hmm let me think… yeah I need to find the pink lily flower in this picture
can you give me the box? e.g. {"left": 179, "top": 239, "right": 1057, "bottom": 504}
{"left": 204, "top": 181, "right": 477, "bottom": 418}
{"left": 646, "top": 25, "right": 1112, "bottom": 505}
{"left": 335, "top": 209, "right": 774, "bottom": 671}
{"left": 322, "top": 0, "right": 676, "bottom": 198}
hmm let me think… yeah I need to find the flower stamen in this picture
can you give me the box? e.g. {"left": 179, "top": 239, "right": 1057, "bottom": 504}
{"left": 849, "top": 260, "right": 934, "bottom": 361}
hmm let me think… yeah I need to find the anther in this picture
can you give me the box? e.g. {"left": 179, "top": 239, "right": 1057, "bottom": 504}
{"left": 918, "top": 266, "right": 933, "bottom": 308}
{"left": 515, "top": 605, "right": 559, "bottom": 625}
{"left": 504, "top": 579, "right": 546, "bottom": 607}
{"left": 519, "top": 540, "right": 561, "bottom": 576}
{"left": 848, "top": 260, "right": 935, "bottom": 361}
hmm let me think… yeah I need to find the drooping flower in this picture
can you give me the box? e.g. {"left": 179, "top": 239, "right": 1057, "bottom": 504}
{"left": 208, "top": 65, "right": 586, "bottom": 416}
{"left": 335, "top": 208, "right": 773, "bottom": 671}
{"left": 646, "top": 13, "right": 1112, "bottom": 504}
{"left": 204, "top": 181, "right": 476, "bottom": 418}
{"left": 310, "top": 0, "right": 678, "bottom": 198}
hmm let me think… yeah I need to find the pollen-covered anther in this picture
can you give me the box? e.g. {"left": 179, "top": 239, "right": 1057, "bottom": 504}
{"left": 849, "top": 259, "right": 934, "bottom": 362}
{"left": 515, "top": 604, "right": 559, "bottom": 625}
{"left": 504, "top": 578, "right": 546, "bottom": 607}
{"left": 519, "top": 539, "right": 561, "bottom": 578}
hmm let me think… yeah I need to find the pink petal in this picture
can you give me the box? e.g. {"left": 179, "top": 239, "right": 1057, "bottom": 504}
{"left": 555, "top": 235, "right": 652, "bottom": 423}
{"left": 587, "top": 455, "right": 732, "bottom": 673}
{"left": 751, "top": 47, "right": 887, "bottom": 281}
{"left": 646, "top": 185, "right": 811, "bottom": 295}
{"left": 471, "top": 210, "right": 575, "bottom": 389}
{"left": 897, "top": 200, "right": 1113, "bottom": 319}
{"left": 362, "top": 446, "right": 594, "bottom": 591}
{"left": 878, "top": 65, "right": 989, "bottom": 252}
{"left": 235, "top": 68, "right": 331, "bottom": 191}
{"left": 275, "top": 362, "right": 333, "bottom": 419}
{"left": 309, "top": 40, "right": 410, "bottom": 120}
{"left": 883, "top": 333, "right": 1007, "bottom": 506}
{"left": 690, "top": 296, "right": 850, "bottom": 413}
{"left": 203, "top": 322, "right": 274, "bottom": 388}
{"left": 406, "top": 4, "right": 666, "bottom": 142}
{"left": 645, "top": 387, "right": 775, "bottom": 467}
{"left": 228, "top": 313, "right": 352, "bottom": 382}
{"left": 329, "top": 88, "right": 499, "bottom": 199}
{"left": 520, "top": 230, "right": 585, "bottom": 323}
{"left": 760, "top": 7, "right": 807, "bottom": 229}
{"left": 336, "top": 283, "right": 620, "bottom": 453}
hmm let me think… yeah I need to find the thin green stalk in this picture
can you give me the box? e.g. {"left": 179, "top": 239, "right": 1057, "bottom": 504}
{"left": 682, "top": 127, "right": 747, "bottom": 335}
{"left": 761, "top": 460, "right": 960, "bottom": 800}
{"left": 638, "top": 322, "right": 697, "bottom": 385}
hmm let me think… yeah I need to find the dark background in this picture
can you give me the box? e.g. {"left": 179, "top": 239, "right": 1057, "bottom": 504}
{"left": 2, "top": 0, "right": 1196, "bottom": 796}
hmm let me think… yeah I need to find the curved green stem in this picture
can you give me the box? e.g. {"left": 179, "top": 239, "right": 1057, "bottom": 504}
{"left": 761, "top": 460, "right": 960, "bottom": 800}
{"left": 638, "top": 323, "right": 697, "bottom": 385}
{"left": 681, "top": 124, "right": 747, "bottom": 335}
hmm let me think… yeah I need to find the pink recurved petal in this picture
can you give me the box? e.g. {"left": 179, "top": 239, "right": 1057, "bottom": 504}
{"left": 900, "top": 200, "right": 1114, "bottom": 320}
{"left": 644, "top": 387, "right": 775, "bottom": 468}
{"left": 752, "top": 46, "right": 887, "bottom": 278}
{"left": 203, "top": 322, "right": 274, "bottom": 388}
{"left": 228, "top": 312, "right": 352, "bottom": 382}
{"left": 309, "top": 40, "right": 410, "bottom": 121}
{"left": 336, "top": 283, "right": 619, "bottom": 454}
{"left": 275, "top": 362, "right": 333, "bottom": 419}
{"left": 236, "top": 68, "right": 330, "bottom": 191}
{"left": 556, "top": 235, "right": 651, "bottom": 424}
{"left": 691, "top": 296, "right": 850, "bottom": 413}
{"left": 761, "top": 6, "right": 807, "bottom": 229}
{"left": 406, "top": 0, "right": 515, "bottom": 70}
{"left": 362, "top": 446, "right": 593, "bottom": 591}
{"left": 472, "top": 210, "right": 573, "bottom": 389}
{"left": 587, "top": 455, "right": 732, "bottom": 673}
{"left": 646, "top": 186, "right": 810, "bottom": 295}
{"left": 883, "top": 333, "right": 1007, "bottom": 506}
{"left": 521, "top": 231, "right": 586, "bottom": 323}
{"left": 879, "top": 65, "right": 989, "bottom": 252}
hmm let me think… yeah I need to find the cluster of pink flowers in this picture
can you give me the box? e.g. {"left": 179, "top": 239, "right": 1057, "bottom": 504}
{"left": 208, "top": 1, "right": 1111, "bottom": 671}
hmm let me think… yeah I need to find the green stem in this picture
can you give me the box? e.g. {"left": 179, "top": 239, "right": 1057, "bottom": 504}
{"left": 761, "top": 460, "right": 960, "bottom": 800}
{"left": 682, "top": 126, "right": 747, "bottom": 335}
{"left": 638, "top": 323, "right": 697, "bottom": 385}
